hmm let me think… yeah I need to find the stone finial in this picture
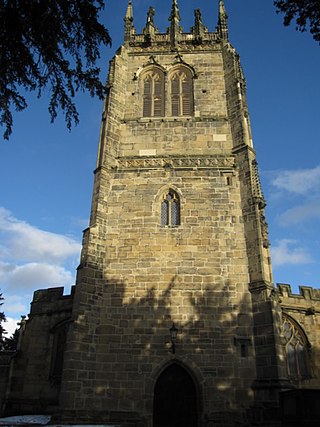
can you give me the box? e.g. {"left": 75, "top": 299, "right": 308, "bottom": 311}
{"left": 191, "top": 9, "right": 208, "bottom": 43}
{"left": 169, "top": 0, "right": 182, "bottom": 47}
{"left": 218, "top": 0, "right": 228, "bottom": 40}
{"left": 169, "top": 0, "right": 180, "bottom": 20}
{"left": 124, "top": 0, "right": 135, "bottom": 42}
{"left": 147, "top": 6, "right": 155, "bottom": 24}
{"left": 143, "top": 6, "right": 158, "bottom": 41}
{"left": 219, "top": 0, "right": 228, "bottom": 19}
{"left": 125, "top": 0, "right": 133, "bottom": 19}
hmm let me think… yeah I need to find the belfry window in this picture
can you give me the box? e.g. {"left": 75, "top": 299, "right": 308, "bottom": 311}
{"left": 161, "top": 190, "right": 180, "bottom": 227}
{"left": 142, "top": 70, "right": 165, "bottom": 117}
{"left": 170, "top": 69, "right": 193, "bottom": 116}
{"left": 282, "top": 315, "right": 309, "bottom": 379}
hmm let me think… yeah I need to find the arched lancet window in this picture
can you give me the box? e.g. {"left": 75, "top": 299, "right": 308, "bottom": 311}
{"left": 282, "top": 315, "right": 309, "bottom": 379}
{"left": 50, "top": 321, "right": 69, "bottom": 385}
{"left": 170, "top": 68, "right": 193, "bottom": 116}
{"left": 142, "top": 69, "right": 165, "bottom": 117}
{"left": 161, "top": 190, "right": 180, "bottom": 227}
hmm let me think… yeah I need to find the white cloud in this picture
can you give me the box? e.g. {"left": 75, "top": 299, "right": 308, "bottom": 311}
{"left": 271, "top": 239, "right": 313, "bottom": 267}
{"left": 0, "top": 262, "right": 75, "bottom": 291}
{"left": 0, "top": 207, "right": 81, "bottom": 264}
{"left": 2, "top": 295, "right": 28, "bottom": 315}
{"left": 3, "top": 317, "right": 20, "bottom": 337}
{"left": 278, "top": 200, "right": 320, "bottom": 226}
{"left": 271, "top": 165, "right": 320, "bottom": 195}
{"left": 0, "top": 208, "right": 80, "bottom": 319}
{"left": 0, "top": 261, "right": 15, "bottom": 280}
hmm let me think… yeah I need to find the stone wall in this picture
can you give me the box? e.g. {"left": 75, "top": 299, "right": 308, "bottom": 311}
{"left": 3, "top": 287, "right": 74, "bottom": 416}
{"left": 278, "top": 284, "right": 320, "bottom": 389}
{"left": 0, "top": 351, "right": 15, "bottom": 414}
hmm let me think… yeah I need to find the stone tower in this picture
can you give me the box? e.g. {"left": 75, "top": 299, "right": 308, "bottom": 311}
{"left": 11, "top": 1, "right": 320, "bottom": 426}
{"left": 58, "top": 1, "right": 287, "bottom": 425}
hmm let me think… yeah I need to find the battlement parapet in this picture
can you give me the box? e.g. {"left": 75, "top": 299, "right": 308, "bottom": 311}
{"left": 127, "top": 31, "right": 219, "bottom": 46}
{"left": 30, "top": 286, "right": 75, "bottom": 316}
{"left": 277, "top": 283, "right": 320, "bottom": 301}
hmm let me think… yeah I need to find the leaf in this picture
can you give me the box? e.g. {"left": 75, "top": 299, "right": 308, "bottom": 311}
{"left": 0, "top": 0, "right": 111, "bottom": 140}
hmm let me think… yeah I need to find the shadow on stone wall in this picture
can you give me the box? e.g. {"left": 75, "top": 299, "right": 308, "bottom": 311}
{"left": 60, "top": 267, "right": 261, "bottom": 426}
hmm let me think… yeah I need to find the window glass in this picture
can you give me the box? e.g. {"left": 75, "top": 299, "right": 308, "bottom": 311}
{"left": 161, "top": 190, "right": 180, "bottom": 227}
{"left": 282, "top": 316, "right": 309, "bottom": 379}
{"left": 171, "top": 199, "right": 180, "bottom": 226}
{"left": 161, "top": 200, "right": 169, "bottom": 226}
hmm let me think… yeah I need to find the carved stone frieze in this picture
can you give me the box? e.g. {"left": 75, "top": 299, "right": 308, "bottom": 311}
{"left": 114, "top": 155, "right": 235, "bottom": 171}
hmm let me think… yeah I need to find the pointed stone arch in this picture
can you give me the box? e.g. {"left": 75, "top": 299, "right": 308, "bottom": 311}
{"left": 167, "top": 64, "right": 194, "bottom": 116}
{"left": 50, "top": 318, "right": 72, "bottom": 385}
{"left": 282, "top": 313, "right": 311, "bottom": 379}
{"left": 139, "top": 66, "right": 165, "bottom": 117}
{"left": 154, "top": 185, "right": 183, "bottom": 227}
{"left": 150, "top": 359, "right": 202, "bottom": 427}
{"left": 169, "top": 55, "right": 198, "bottom": 79}
{"left": 155, "top": 184, "right": 184, "bottom": 203}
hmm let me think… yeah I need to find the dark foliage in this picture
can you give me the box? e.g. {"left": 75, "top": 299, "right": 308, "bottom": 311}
{"left": 274, "top": 0, "right": 320, "bottom": 43}
{"left": 3, "top": 328, "right": 19, "bottom": 350}
{"left": 0, "top": 0, "right": 111, "bottom": 140}
{"left": 0, "top": 291, "right": 6, "bottom": 349}
{"left": 0, "top": 292, "right": 21, "bottom": 351}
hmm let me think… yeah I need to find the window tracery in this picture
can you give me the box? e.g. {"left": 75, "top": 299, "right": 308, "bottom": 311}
{"left": 140, "top": 65, "right": 194, "bottom": 118}
{"left": 282, "top": 315, "right": 309, "bottom": 379}
{"left": 170, "top": 69, "right": 193, "bottom": 116}
{"left": 142, "top": 70, "right": 165, "bottom": 117}
{"left": 161, "top": 190, "right": 180, "bottom": 227}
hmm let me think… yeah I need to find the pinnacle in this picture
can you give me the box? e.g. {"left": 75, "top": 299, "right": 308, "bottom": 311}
{"left": 169, "top": 0, "right": 181, "bottom": 22}
{"left": 219, "top": 0, "right": 228, "bottom": 19}
{"left": 125, "top": 0, "right": 133, "bottom": 19}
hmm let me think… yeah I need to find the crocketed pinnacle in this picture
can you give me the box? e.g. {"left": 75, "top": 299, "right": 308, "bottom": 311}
{"left": 169, "top": 0, "right": 181, "bottom": 22}
{"left": 125, "top": 0, "right": 133, "bottom": 19}
{"left": 169, "top": 0, "right": 181, "bottom": 47}
{"left": 218, "top": 0, "right": 228, "bottom": 40}
{"left": 143, "top": 6, "right": 157, "bottom": 40}
{"left": 124, "top": 1, "right": 135, "bottom": 41}
{"left": 219, "top": 0, "right": 228, "bottom": 19}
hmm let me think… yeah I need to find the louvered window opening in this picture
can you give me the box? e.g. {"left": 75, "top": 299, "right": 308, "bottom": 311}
{"left": 161, "top": 191, "right": 180, "bottom": 227}
{"left": 143, "top": 72, "right": 164, "bottom": 117}
{"left": 171, "top": 71, "right": 193, "bottom": 116}
{"left": 283, "top": 317, "right": 308, "bottom": 378}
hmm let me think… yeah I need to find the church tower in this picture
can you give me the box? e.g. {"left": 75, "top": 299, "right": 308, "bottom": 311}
{"left": 54, "top": 1, "right": 291, "bottom": 425}
{"left": 4, "top": 2, "right": 320, "bottom": 425}
{"left": 57, "top": 1, "right": 289, "bottom": 425}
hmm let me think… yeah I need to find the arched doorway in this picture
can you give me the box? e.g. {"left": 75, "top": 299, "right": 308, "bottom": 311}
{"left": 153, "top": 363, "right": 198, "bottom": 427}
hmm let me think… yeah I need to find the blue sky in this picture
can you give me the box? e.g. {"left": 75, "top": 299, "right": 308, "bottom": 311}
{"left": 1, "top": 0, "right": 320, "bottom": 334}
